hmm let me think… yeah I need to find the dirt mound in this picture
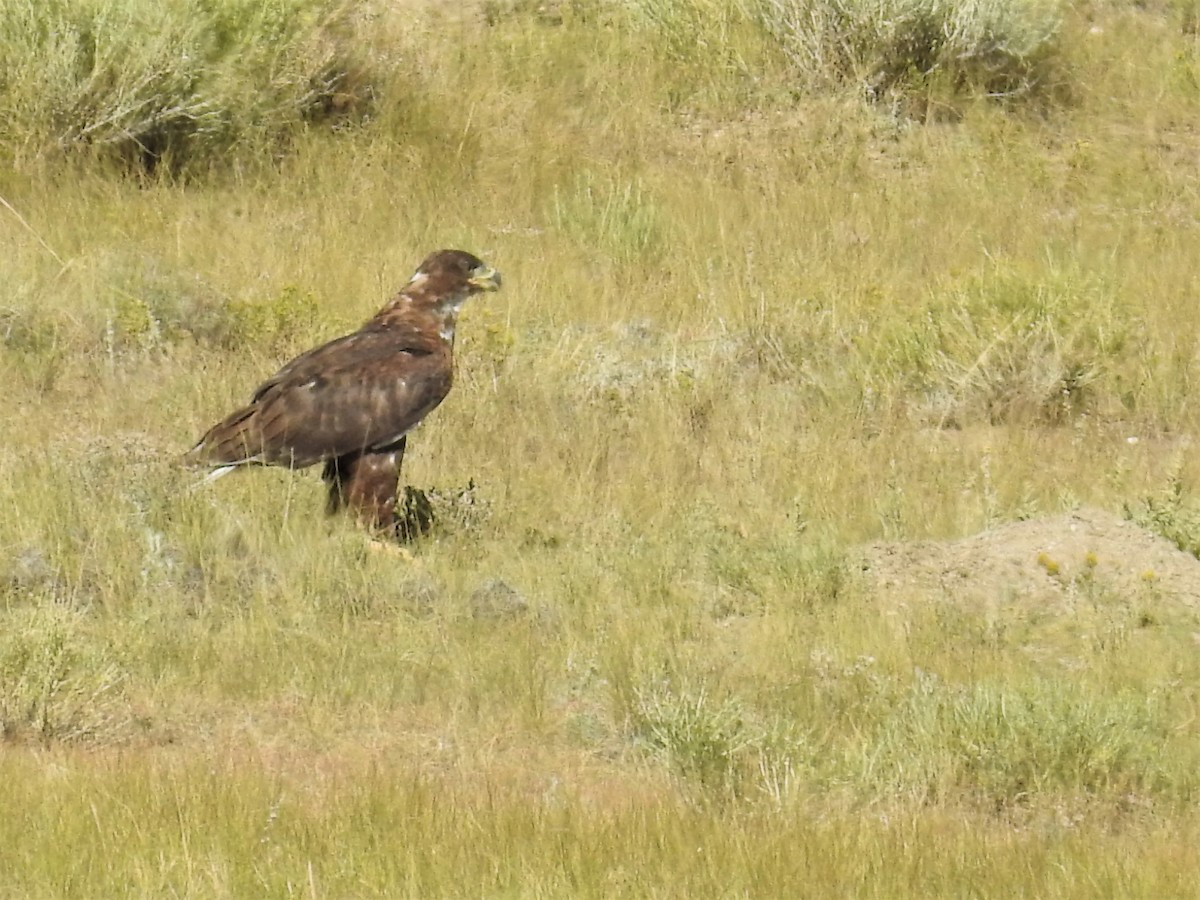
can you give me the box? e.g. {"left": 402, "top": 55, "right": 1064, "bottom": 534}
{"left": 860, "top": 507, "right": 1200, "bottom": 609}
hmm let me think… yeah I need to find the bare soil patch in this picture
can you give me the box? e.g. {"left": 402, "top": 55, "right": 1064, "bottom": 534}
{"left": 860, "top": 507, "right": 1200, "bottom": 610}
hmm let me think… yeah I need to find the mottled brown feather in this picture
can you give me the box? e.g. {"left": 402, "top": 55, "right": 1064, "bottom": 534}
{"left": 190, "top": 330, "right": 452, "bottom": 468}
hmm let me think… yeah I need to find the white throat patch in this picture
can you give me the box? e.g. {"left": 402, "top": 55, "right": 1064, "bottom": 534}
{"left": 438, "top": 296, "right": 468, "bottom": 343}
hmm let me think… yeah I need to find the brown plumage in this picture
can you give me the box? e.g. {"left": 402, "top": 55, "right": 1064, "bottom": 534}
{"left": 186, "top": 249, "right": 501, "bottom": 532}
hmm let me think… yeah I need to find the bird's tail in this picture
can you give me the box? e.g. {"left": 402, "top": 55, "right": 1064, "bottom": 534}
{"left": 184, "top": 405, "right": 264, "bottom": 467}
{"left": 184, "top": 463, "right": 240, "bottom": 494}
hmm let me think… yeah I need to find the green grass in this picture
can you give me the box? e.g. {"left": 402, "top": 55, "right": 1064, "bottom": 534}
{"left": 6, "top": 749, "right": 1200, "bottom": 896}
{"left": 3, "top": 0, "right": 1200, "bottom": 895}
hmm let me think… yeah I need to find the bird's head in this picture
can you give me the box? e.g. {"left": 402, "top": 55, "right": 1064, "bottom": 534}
{"left": 403, "top": 249, "right": 502, "bottom": 315}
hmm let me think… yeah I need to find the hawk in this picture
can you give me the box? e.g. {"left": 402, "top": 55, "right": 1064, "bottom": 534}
{"left": 186, "top": 249, "right": 502, "bottom": 533}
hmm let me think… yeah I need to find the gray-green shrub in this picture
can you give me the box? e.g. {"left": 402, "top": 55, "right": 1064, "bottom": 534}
{"left": 0, "top": 0, "right": 376, "bottom": 172}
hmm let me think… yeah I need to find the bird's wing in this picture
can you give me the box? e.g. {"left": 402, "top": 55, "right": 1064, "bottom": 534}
{"left": 249, "top": 322, "right": 432, "bottom": 402}
{"left": 191, "top": 328, "right": 452, "bottom": 468}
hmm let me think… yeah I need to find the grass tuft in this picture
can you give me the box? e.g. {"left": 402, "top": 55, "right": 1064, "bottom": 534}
{"left": 759, "top": 0, "right": 1065, "bottom": 105}
{"left": 0, "top": 0, "right": 379, "bottom": 173}
{"left": 0, "top": 606, "right": 130, "bottom": 744}
{"left": 859, "top": 675, "right": 1185, "bottom": 810}
{"left": 1124, "top": 473, "right": 1200, "bottom": 559}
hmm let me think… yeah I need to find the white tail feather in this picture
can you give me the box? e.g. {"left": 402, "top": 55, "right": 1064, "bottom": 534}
{"left": 186, "top": 464, "right": 239, "bottom": 493}
{"left": 202, "top": 465, "right": 238, "bottom": 484}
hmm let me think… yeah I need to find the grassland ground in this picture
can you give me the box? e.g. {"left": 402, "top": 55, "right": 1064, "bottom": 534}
{"left": 3, "top": 0, "right": 1200, "bottom": 895}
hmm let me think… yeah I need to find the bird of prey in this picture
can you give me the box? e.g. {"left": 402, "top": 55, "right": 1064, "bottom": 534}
{"left": 186, "top": 249, "right": 501, "bottom": 533}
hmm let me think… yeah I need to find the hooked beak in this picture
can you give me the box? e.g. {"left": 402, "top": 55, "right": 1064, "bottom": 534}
{"left": 469, "top": 265, "right": 502, "bottom": 292}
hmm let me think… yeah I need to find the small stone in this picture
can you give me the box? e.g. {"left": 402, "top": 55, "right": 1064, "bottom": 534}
{"left": 6, "top": 546, "right": 57, "bottom": 593}
{"left": 470, "top": 579, "right": 529, "bottom": 621}
{"left": 398, "top": 574, "right": 443, "bottom": 617}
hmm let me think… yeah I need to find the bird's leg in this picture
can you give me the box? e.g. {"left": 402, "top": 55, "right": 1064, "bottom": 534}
{"left": 323, "top": 440, "right": 405, "bottom": 532}
{"left": 322, "top": 455, "right": 351, "bottom": 516}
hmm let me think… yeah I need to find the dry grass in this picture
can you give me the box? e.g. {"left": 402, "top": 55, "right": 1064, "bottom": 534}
{"left": 3, "top": 0, "right": 1200, "bottom": 895}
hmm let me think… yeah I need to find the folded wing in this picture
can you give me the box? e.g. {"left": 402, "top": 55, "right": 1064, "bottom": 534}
{"left": 187, "top": 328, "right": 452, "bottom": 470}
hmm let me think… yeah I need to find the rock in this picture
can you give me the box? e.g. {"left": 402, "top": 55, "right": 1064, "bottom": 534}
{"left": 5, "top": 546, "right": 57, "bottom": 595}
{"left": 397, "top": 574, "right": 443, "bottom": 617}
{"left": 470, "top": 579, "right": 530, "bottom": 621}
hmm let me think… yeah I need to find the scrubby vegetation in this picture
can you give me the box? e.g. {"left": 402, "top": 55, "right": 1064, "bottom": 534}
{"left": 0, "top": 0, "right": 375, "bottom": 172}
{"left": 3, "top": 0, "right": 1200, "bottom": 895}
{"left": 2, "top": 0, "right": 1072, "bottom": 173}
